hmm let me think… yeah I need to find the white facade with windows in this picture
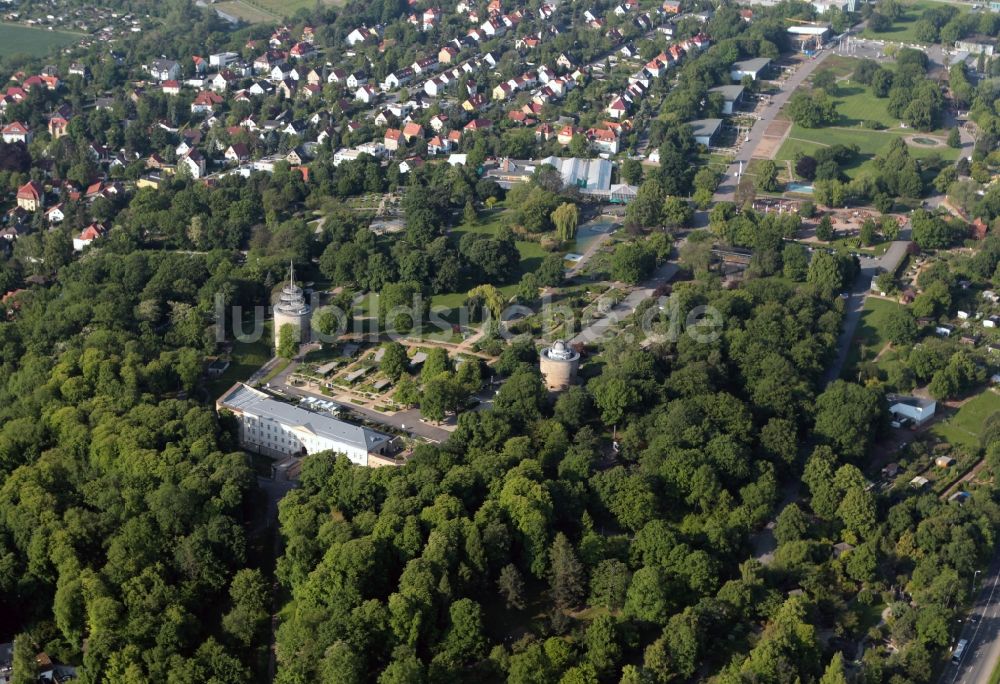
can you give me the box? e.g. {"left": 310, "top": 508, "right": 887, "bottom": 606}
{"left": 217, "top": 383, "right": 395, "bottom": 466}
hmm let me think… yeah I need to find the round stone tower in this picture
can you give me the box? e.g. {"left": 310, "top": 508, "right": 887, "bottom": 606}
{"left": 539, "top": 340, "right": 580, "bottom": 391}
{"left": 273, "top": 261, "right": 312, "bottom": 351}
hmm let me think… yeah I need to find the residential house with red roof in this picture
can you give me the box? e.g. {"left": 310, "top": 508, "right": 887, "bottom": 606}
{"left": 606, "top": 96, "right": 630, "bottom": 119}
{"left": 588, "top": 127, "right": 619, "bottom": 154}
{"left": 464, "top": 118, "right": 493, "bottom": 132}
{"left": 48, "top": 113, "right": 70, "bottom": 139}
{"left": 290, "top": 41, "right": 315, "bottom": 59}
{"left": 427, "top": 135, "right": 452, "bottom": 155}
{"left": 384, "top": 128, "right": 403, "bottom": 151}
{"left": 401, "top": 122, "right": 424, "bottom": 142}
{"left": 1, "top": 121, "right": 31, "bottom": 144}
{"left": 557, "top": 125, "right": 579, "bottom": 146}
{"left": 16, "top": 181, "right": 44, "bottom": 212}
{"left": 191, "top": 91, "right": 224, "bottom": 114}
{"left": 73, "top": 223, "right": 105, "bottom": 251}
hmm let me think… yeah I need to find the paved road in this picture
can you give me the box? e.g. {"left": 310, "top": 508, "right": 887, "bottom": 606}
{"left": 714, "top": 50, "right": 832, "bottom": 202}
{"left": 256, "top": 475, "right": 297, "bottom": 684}
{"left": 822, "top": 233, "right": 911, "bottom": 386}
{"left": 939, "top": 548, "right": 1000, "bottom": 684}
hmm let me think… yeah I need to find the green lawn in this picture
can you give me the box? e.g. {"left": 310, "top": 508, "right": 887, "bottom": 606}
{"left": 831, "top": 85, "right": 900, "bottom": 129}
{"left": 0, "top": 23, "right": 82, "bottom": 57}
{"left": 816, "top": 55, "right": 864, "bottom": 79}
{"left": 843, "top": 298, "right": 905, "bottom": 376}
{"left": 431, "top": 209, "right": 549, "bottom": 310}
{"left": 776, "top": 124, "right": 959, "bottom": 179}
{"left": 213, "top": 1, "right": 281, "bottom": 22}
{"left": 932, "top": 390, "right": 1000, "bottom": 450}
{"left": 988, "top": 651, "right": 1000, "bottom": 684}
{"left": 216, "top": 0, "right": 346, "bottom": 22}
{"left": 206, "top": 332, "right": 273, "bottom": 397}
{"left": 861, "top": 0, "right": 969, "bottom": 43}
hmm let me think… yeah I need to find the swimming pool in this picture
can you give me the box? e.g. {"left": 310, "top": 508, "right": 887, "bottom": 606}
{"left": 786, "top": 183, "right": 814, "bottom": 194}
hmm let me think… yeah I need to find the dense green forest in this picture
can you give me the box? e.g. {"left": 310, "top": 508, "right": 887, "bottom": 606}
{"left": 0, "top": 252, "right": 268, "bottom": 682}
{"left": 1, "top": 0, "right": 1000, "bottom": 680}
{"left": 271, "top": 277, "right": 1000, "bottom": 683}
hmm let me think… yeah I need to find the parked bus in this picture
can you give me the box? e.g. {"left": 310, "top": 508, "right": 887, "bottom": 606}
{"left": 953, "top": 639, "right": 968, "bottom": 663}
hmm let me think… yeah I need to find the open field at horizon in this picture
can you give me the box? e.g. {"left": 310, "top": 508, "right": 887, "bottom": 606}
{"left": 861, "top": 0, "right": 971, "bottom": 43}
{"left": 776, "top": 124, "right": 959, "bottom": 179}
{"left": 214, "top": 0, "right": 347, "bottom": 23}
{"left": 0, "top": 23, "right": 82, "bottom": 57}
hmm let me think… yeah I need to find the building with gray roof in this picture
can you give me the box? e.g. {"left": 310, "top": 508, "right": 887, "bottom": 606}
{"left": 689, "top": 118, "right": 723, "bottom": 146}
{"left": 730, "top": 57, "right": 770, "bottom": 81}
{"left": 217, "top": 383, "right": 398, "bottom": 467}
{"left": 709, "top": 84, "right": 744, "bottom": 114}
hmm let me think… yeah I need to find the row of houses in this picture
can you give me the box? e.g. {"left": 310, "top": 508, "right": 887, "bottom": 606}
{"left": 607, "top": 32, "right": 710, "bottom": 119}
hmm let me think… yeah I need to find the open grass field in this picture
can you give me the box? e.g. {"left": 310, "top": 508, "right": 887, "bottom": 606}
{"left": 216, "top": 0, "right": 346, "bottom": 22}
{"left": 430, "top": 207, "right": 550, "bottom": 310}
{"left": 854, "top": 298, "right": 904, "bottom": 353}
{"left": 932, "top": 389, "right": 1000, "bottom": 450}
{"left": 0, "top": 23, "right": 82, "bottom": 57}
{"left": 831, "top": 85, "right": 901, "bottom": 129}
{"left": 776, "top": 123, "right": 958, "bottom": 179}
{"left": 206, "top": 328, "right": 273, "bottom": 397}
{"left": 816, "top": 55, "right": 864, "bottom": 79}
{"left": 861, "top": 0, "right": 970, "bottom": 43}
{"left": 842, "top": 298, "right": 904, "bottom": 375}
{"left": 213, "top": 1, "right": 280, "bottom": 23}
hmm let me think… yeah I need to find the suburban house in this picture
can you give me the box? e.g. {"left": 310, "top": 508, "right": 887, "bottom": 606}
{"left": 1, "top": 121, "right": 31, "bottom": 144}
{"left": 402, "top": 122, "right": 424, "bottom": 142}
{"left": 73, "top": 223, "right": 105, "bottom": 251}
{"left": 888, "top": 394, "right": 937, "bottom": 426}
{"left": 179, "top": 149, "right": 206, "bottom": 178}
{"left": 211, "top": 71, "right": 238, "bottom": 92}
{"left": 355, "top": 84, "right": 378, "bottom": 103}
{"left": 606, "top": 96, "right": 630, "bottom": 119}
{"left": 16, "top": 181, "right": 44, "bottom": 212}
{"left": 346, "top": 72, "right": 368, "bottom": 89}
{"left": 148, "top": 59, "right": 180, "bottom": 81}
{"left": 225, "top": 143, "right": 251, "bottom": 163}
{"left": 384, "top": 128, "right": 403, "bottom": 151}
{"left": 45, "top": 204, "right": 65, "bottom": 224}
{"left": 289, "top": 41, "right": 316, "bottom": 59}
{"left": 216, "top": 383, "right": 399, "bottom": 467}
{"left": 346, "top": 26, "right": 380, "bottom": 46}
{"left": 191, "top": 90, "right": 224, "bottom": 114}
